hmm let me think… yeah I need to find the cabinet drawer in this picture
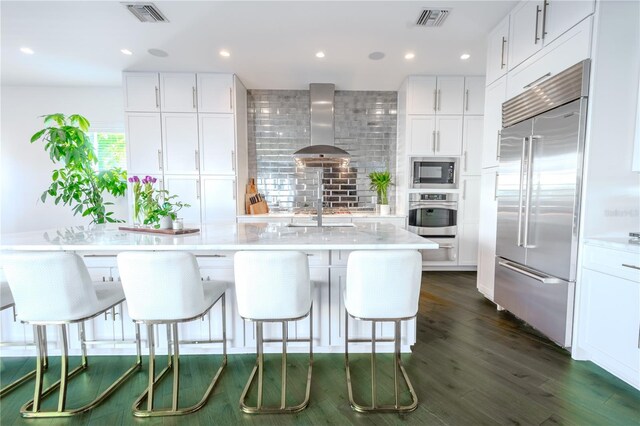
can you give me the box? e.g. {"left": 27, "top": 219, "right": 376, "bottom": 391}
{"left": 583, "top": 245, "right": 640, "bottom": 283}
{"left": 196, "top": 252, "right": 235, "bottom": 268}
{"left": 304, "top": 251, "right": 329, "bottom": 266}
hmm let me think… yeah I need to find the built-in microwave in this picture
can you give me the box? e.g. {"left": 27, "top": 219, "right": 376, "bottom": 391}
{"left": 411, "top": 157, "right": 458, "bottom": 189}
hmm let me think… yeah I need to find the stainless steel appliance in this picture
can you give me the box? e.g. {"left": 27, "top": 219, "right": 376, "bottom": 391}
{"left": 408, "top": 193, "right": 458, "bottom": 264}
{"left": 495, "top": 60, "right": 590, "bottom": 347}
{"left": 411, "top": 157, "right": 458, "bottom": 189}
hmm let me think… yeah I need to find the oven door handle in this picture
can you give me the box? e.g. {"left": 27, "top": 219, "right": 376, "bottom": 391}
{"left": 409, "top": 202, "right": 458, "bottom": 210}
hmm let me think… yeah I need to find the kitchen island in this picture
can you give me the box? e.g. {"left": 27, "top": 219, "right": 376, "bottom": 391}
{"left": 0, "top": 222, "right": 437, "bottom": 356}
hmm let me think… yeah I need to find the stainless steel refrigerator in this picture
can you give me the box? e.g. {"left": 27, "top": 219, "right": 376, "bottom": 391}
{"left": 495, "top": 60, "right": 590, "bottom": 347}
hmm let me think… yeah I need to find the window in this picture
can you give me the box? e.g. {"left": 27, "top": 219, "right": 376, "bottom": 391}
{"left": 88, "top": 132, "right": 127, "bottom": 171}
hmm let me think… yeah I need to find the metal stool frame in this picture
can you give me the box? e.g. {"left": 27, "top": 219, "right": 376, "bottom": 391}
{"left": 344, "top": 309, "right": 418, "bottom": 413}
{"left": 131, "top": 292, "right": 227, "bottom": 417}
{"left": 239, "top": 306, "right": 313, "bottom": 414}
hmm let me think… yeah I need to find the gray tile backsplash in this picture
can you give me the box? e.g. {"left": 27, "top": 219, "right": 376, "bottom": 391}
{"left": 248, "top": 90, "right": 397, "bottom": 211}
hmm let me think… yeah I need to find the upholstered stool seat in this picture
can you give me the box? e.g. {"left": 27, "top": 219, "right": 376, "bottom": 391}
{"left": 2, "top": 252, "right": 141, "bottom": 418}
{"left": 344, "top": 250, "right": 422, "bottom": 413}
{"left": 117, "top": 251, "right": 228, "bottom": 417}
{"left": 234, "top": 251, "right": 313, "bottom": 414}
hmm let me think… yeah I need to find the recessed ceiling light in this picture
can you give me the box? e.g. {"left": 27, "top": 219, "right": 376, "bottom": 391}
{"left": 460, "top": 53, "right": 471, "bottom": 60}
{"left": 404, "top": 52, "right": 415, "bottom": 60}
{"left": 147, "top": 48, "right": 168, "bottom": 58}
{"left": 121, "top": 49, "right": 133, "bottom": 56}
{"left": 20, "top": 47, "right": 34, "bottom": 55}
{"left": 315, "top": 51, "right": 325, "bottom": 58}
{"left": 368, "top": 51, "right": 385, "bottom": 60}
{"left": 219, "top": 50, "right": 230, "bottom": 57}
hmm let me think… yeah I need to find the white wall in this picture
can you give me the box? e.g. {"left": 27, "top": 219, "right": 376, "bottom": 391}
{"left": 0, "top": 86, "right": 127, "bottom": 234}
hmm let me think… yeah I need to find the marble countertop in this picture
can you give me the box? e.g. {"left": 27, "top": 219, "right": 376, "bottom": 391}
{"left": 583, "top": 237, "right": 640, "bottom": 254}
{"left": 237, "top": 212, "right": 406, "bottom": 219}
{"left": 0, "top": 222, "right": 438, "bottom": 252}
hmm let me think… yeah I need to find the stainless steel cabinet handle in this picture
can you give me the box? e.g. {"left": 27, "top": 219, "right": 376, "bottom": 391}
{"left": 498, "top": 260, "right": 561, "bottom": 284}
{"left": 523, "top": 136, "right": 536, "bottom": 248}
{"left": 439, "top": 245, "right": 455, "bottom": 249}
{"left": 494, "top": 172, "right": 499, "bottom": 201}
{"left": 436, "top": 130, "right": 441, "bottom": 152}
{"left": 465, "top": 89, "right": 469, "bottom": 111}
{"left": 432, "top": 130, "right": 436, "bottom": 152}
{"left": 155, "top": 86, "right": 159, "bottom": 108}
{"left": 524, "top": 72, "right": 552, "bottom": 89}
{"left": 517, "top": 137, "right": 527, "bottom": 247}
{"left": 231, "top": 150, "right": 236, "bottom": 171}
{"left": 496, "top": 131, "right": 502, "bottom": 160}
{"left": 157, "top": 149, "right": 163, "bottom": 170}
{"left": 622, "top": 263, "right": 640, "bottom": 271}
{"left": 232, "top": 180, "right": 237, "bottom": 200}
{"left": 541, "top": 0, "right": 549, "bottom": 40}
{"left": 192, "top": 87, "right": 196, "bottom": 109}
{"left": 464, "top": 151, "right": 468, "bottom": 171}
{"left": 229, "top": 88, "right": 233, "bottom": 110}
{"left": 195, "top": 150, "right": 199, "bottom": 170}
{"left": 437, "top": 89, "right": 441, "bottom": 111}
{"left": 462, "top": 180, "right": 467, "bottom": 200}
{"left": 196, "top": 179, "right": 201, "bottom": 199}
{"left": 500, "top": 37, "right": 507, "bottom": 69}
{"left": 196, "top": 254, "right": 227, "bottom": 258}
{"left": 534, "top": 5, "right": 541, "bottom": 44}
{"left": 433, "top": 89, "right": 437, "bottom": 111}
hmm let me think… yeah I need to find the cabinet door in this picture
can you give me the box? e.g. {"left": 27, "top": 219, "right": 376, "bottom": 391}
{"left": 435, "top": 116, "right": 463, "bottom": 156}
{"left": 199, "top": 114, "right": 235, "bottom": 175}
{"left": 543, "top": 0, "right": 594, "bottom": 44}
{"left": 123, "top": 72, "right": 159, "bottom": 112}
{"left": 482, "top": 76, "right": 507, "bottom": 169}
{"left": 162, "top": 113, "right": 199, "bottom": 174}
{"left": 477, "top": 169, "right": 498, "bottom": 299}
{"left": 462, "top": 116, "right": 484, "bottom": 175}
{"left": 459, "top": 223, "right": 480, "bottom": 266}
{"left": 463, "top": 77, "right": 486, "bottom": 115}
{"left": 407, "top": 76, "right": 437, "bottom": 114}
{"left": 509, "top": 1, "right": 544, "bottom": 70}
{"left": 201, "top": 177, "right": 236, "bottom": 223}
{"left": 164, "top": 176, "right": 202, "bottom": 225}
{"left": 197, "top": 74, "right": 234, "bottom": 113}
{"left": 408, "top": 115, "right": 436, "bottom": 155}
{"left": 436, "top": 77, "right": 465, "bottom": 115}
{"left": 125, "top": 113, "right": 163, "bottom": 174}
{"left": 459, "top": 176, "right": 481, "bottom": 266}
{"left": 160, "top": 73, "right": 197, "bottom": 113}
{"left": 486, "top": 16, "right": 510, "bottom": 85}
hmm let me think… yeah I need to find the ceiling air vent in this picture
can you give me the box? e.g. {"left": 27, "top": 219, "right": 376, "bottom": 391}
{"left": 123, "top": 3, "right": 168, "bottom": 23}
{"left": 415, "top": 9, "right": 450, "bottom": 27}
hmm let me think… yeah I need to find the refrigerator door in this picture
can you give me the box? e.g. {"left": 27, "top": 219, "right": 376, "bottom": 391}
{"left": 524, "top": 99, "right": 585, "bottom": 281}
{"left": 496, "top": 119, "right": 533, "bottom": 266}
{"left": 495, "top": 257, "right": 575, "bottom": 347}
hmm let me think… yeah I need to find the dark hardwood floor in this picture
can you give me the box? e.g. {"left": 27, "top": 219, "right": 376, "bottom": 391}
{"left": 1, "top": 271, "right": 639, "bottom": 425}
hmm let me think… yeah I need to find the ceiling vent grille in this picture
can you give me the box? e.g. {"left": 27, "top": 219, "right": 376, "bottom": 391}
{"left": 416, "top": 9, "right": 450, "bottom": 27}
{"left": 123, "top": 3, "right": 168, "bottom": 23}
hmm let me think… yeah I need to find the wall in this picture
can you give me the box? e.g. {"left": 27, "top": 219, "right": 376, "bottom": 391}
{"left": 247, "top": 90, "right": 397, "bottom": 211}
{"left": 0, "top": 86, "right": 126, "bottom": 234}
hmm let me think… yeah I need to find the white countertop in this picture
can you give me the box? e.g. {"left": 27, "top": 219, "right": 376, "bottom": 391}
{"left": 0, "top": 222, "right": 438, "bottom": 252}
{"left": 237, "top": 213, "right": 406, "bottom": 219}
{"left": 583, "top": 237, "right": 640, "bottom": 254}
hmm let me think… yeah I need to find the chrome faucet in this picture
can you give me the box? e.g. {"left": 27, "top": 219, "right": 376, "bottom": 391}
{"left": 316, "top": 169, "right": 323, "bottom": 227}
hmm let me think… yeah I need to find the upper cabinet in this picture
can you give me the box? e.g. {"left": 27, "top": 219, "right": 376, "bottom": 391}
{"left": 406, "top": 76, "right": 464, "bottom": 115}
{"left": 199, "top": 114, "right": 236, "bottom": 174}
{"left": 160, "top": 73, "right": 197, "bottom": 113}
{"left": 508, "top": 0, "right": 594, "bottom": 72}
{"left": 462, "top": 116, "right": 484, "bottom": 175}
{"left": 123, "top": 72, "right": 160, "bottom": 112}
{"left": 463, "top": 77, "right": 486, "bottom": 115}
{"left": 197, "top": 74, "right": 234, "bottom": 113}
{"left": 486, "top": 15, "right": 510, "bottom": 85}
{"left": 125, "top": 113, "right": 163, "bottom": 174}
{"left": 482, "top": 76, "right": 507, "bottom": 169}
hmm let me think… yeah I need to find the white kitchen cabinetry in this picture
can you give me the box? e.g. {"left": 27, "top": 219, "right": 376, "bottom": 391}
{"left": 125, "top": 113, "right": 163, "bottom": 174}
{"left": 435, "top": 116, "right": 463, "bottom": 156}
{"left": 197, "top": 74, "right": 234, "bottom": 113}
{"left": 200, "top": 177, "right": 237, "bottom": 223}
{"left": 123, "top": 72, "right": 160, "bottom": 112}
{"left": 408, "top": 115, "right": 462, "bottom": 156}
{"left": 463, "top": 77, "right": 486, "bottom": 115}
{"left": 461, "top": 116, "right": 484, "bottom": 176}
{"left": 164, "top": 175, "right": 202, "bottom": 225}
{"left": 160, "top": 73, "right": 197, "bottom": 113}
{"left": 406, "top": 76, "right": 437, "bottom": 114}
{"left": 408, "top": 115, "right": 435, "bottom": 155}
{"left": 542, "top": 1, "right": 594, "bottom": 46}
{"left": 576, "top": 243, "right": 640, "bottom": 390}
{"left": 486, "top": 15, "right": 510, "bottom": 85}
{"left": 476, "top": 169, "right": 499, "bottom": 299}
{"left": 162, "top": 113, "right": 200, "bottom": 175}
{"left": 458, "top": 176, "right": 481, "bottom": 266}
{"left": 435, "top": 77, "right": 465, "bottom": 115}
{"left": 507, "top": 16, "right": 592, "bottom": 99}
{"left": 482, "top": 76, "right": 507, "bottom": 169}
{"left": 199, "top": 114, "right": 236, "bottom": 175}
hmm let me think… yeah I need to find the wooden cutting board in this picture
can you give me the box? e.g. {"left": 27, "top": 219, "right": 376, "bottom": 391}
{"left": 118, "top": 227, "right": 200, "bottom": 235}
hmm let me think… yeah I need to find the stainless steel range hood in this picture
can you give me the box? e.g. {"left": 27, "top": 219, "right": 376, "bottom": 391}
{"left": 293, "top": 83, "right": 350, "bottom": 167}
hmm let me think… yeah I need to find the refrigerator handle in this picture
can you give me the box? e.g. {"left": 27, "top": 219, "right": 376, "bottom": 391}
{"left": 498, "top": 260, "right": 562, "bottom": 284}
{"left": 517, "top": 137, "right": 528, "bottom": 247}
{"left": 523, "top": 136, "right": 538, "bottom": 248}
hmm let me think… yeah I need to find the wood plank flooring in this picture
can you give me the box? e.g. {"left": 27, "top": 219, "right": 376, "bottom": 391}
{"left": 1, "top": 271, "right": 638, "bottom": 425}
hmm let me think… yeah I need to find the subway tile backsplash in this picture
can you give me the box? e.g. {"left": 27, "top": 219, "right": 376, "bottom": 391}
{"left": 247, "top": 90, "right": 397, "bottom": 211}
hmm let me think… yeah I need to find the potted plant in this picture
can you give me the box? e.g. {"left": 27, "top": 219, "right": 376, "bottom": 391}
{"left": 130, "top": 175, "right": 189, "bottom": 229}
{"left": 369, "top": 170, "right": 393, "bottom": 216}
{"left": 30, "top": 114, "right": 127, "bottom": 224}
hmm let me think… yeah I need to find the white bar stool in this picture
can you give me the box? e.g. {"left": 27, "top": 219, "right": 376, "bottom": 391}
{"left": 344, "top": 250, "right": 422, "bottom": 413}
{"left": 234, "top": 251, "right": 313, "bottom": 414}
{"left": 2, "top": 252, "right": 142, "bottom": 418}
{"left": 117, "top": 251, "right": 228, "bottom": 417}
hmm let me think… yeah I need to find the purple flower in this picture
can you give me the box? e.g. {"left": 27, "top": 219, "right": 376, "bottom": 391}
{"left": 128, "top": 177, "right": 134, "bottom": 183}
{"left": 151, "top": 177, "right": 157, "bottom": 183}
{"left": 133, "top": 176, "right": 140, "bottom": 183}
{"left": 142, "top": 178, "right": 148, "bottom": 184}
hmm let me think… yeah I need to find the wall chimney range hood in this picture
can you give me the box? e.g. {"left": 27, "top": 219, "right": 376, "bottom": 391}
{"left": 293, "top": 83, "right": 351, "bottom": 167}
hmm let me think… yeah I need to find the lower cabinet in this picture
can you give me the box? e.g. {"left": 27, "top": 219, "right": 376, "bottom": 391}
{"left": 476, "top": 168, "right": 499, "bottom": 299}
{"left": 458, "top": 175, "right": 481, "bottom": 266}
{"left": 164, "top": 175, "right": 202, "bottom": 225}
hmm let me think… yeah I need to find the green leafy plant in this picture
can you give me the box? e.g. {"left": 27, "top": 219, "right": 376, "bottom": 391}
{"left": 369, "top": 170, "right": 393, "bottom": 205}
{"left": 129, "top": 175, "right": 189, "bottom": 228}
{"left": 30, "top": 113, "right": 127, "bottom": 224}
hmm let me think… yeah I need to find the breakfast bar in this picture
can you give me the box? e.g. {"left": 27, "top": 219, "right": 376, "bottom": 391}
{"left": 0, "top": 222, "right": 438, "bottom": 356}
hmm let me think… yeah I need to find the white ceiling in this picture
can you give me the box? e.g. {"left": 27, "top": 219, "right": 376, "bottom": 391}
{"left": 1, "top": 1, "right": 516, "bottom": 90}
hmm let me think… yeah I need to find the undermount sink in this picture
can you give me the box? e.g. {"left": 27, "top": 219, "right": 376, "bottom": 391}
{"left": 286, "top": 222, "right": 356, "bottom": 228}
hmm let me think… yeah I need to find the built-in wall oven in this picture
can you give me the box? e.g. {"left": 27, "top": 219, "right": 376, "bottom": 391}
{"left": 408, "top": 193, "right": 458, "bottom": 264}
{"left": 411, "top": 157, "right": 458, "bottom": 189}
